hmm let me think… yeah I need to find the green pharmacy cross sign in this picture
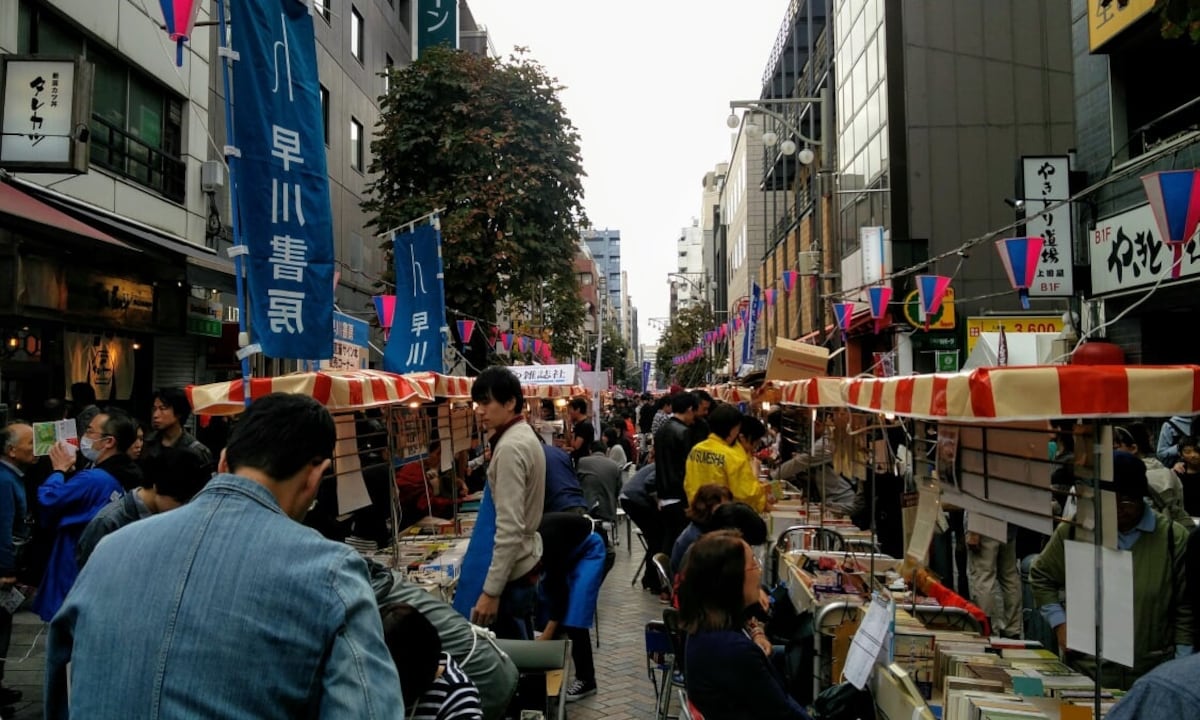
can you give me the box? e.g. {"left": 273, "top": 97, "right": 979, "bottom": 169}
{"left": 415, "top": 0, "right": 458, "bottom": 58}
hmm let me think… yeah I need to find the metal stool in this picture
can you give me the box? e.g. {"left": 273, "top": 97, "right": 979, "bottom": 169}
{"left": 631, "top": 528, "right": 649, "bottom": 587}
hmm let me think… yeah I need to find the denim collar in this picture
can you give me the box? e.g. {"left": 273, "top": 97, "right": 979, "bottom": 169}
{"left": 201, "top": 473, "right": 285, "bottom": 515}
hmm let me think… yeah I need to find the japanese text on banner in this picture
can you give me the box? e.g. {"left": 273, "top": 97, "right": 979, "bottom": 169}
{"left": 231, "top": 0, "right": 335, "bottom": 359}
{"left": 382, "top": 223, "right": 448, "bottom": 373}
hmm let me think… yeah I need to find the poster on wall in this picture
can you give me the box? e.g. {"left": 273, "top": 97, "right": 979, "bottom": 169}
{"left": 64, "top": 332, "right": 135, "bottom": 401}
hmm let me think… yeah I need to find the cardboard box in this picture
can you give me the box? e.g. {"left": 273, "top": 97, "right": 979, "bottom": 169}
{"left": 765, "top": 337, "right": 830, "bottom": 382}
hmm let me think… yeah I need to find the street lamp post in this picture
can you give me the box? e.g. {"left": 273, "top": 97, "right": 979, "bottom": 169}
{"left": 727, "top": 88, "right": 833, "bottom": 344}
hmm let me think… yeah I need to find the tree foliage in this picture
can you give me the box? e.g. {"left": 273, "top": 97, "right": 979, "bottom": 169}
{"left": 1157, "top": 0, "right": 1200, "bottom": 42}
{"left": 363, "top": 46, "right": 588, "bottom": 363}
{"left": 656, "top": 303, "right": 720, "bottom": 388}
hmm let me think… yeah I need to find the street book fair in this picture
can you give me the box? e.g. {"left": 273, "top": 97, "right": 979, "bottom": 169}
{"left": 170, "top": 1, "right": 1200, "bottom": 716}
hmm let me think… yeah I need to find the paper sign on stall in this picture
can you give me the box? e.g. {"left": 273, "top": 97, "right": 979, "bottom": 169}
{"left": 844, "top": 595, "right": 894, "bottom": 689}
{"left": 1064, "top": 539, "right": 1134, "bottom": 667}
{"left": 966, "top": 513, "right": 1008, "bottom": 543}
{"left": 904, "top": 483, "right": 942, "bottom": 565}
{"left": 334, "top": 415, "right": 372, "bottom": 515}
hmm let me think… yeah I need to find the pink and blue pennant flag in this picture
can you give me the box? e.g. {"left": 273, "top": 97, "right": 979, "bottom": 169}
{"left": 995, "top": 237, "right": 1045, "bottom": 310}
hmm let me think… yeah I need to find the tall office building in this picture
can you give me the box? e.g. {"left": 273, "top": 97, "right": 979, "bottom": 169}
{"left": 582, "top": 227, "right": 623, "bottom": 333}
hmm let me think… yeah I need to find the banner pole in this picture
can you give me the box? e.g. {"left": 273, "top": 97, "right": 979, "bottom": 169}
{"left": 216, "top": 0, "right": 254, "bottom": 406}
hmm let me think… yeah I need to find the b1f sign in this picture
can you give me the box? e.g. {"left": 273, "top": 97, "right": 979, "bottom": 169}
{"left": 0, "top": 56, "right": 92, "bottom": 173}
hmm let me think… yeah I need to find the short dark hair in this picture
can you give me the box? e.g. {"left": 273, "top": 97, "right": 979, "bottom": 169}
{"left": 1112, "top": 450, "right": 1149, "bottom": 499}
{"left": 471, "top": 366, "right": 523, "bottom": 411}
{"left": 692, "top": 389, "right": 714, "bottom": 407}
{"left": 670, "top": 392, "right": 698, "bottom": 414}
{"left": 100, "top": 407, "right": 137, "bottom": 453}
{"left": 740, "top": 416, "right": 767, "bottom": 443}
{"left": 153, "top": 387, "right": 192, "bottom": 423}
{"left": 707, "top": 404, "right": 743, "bottom": 439}
{"left": 380, "top": 602, "right": 442, "bottom": 710}
{"left": 1124, "top": 423, "right": 1154, "bottom": 457}
{"left": 225, "top": 394, "right": 335, "bottom": 481}
{"left": 568, "top": 398, "right": 588, "bottom": 414}
{"left": 709, "top": 502, "right": 768, "bottom": 545}
{"left": 654, "top": 396, "right": 670, "bottom": 411}
{"left": 678, "top": 530, "right": 750, "bottom": 633}
{"left": 687, "top": 484, "right": 732, "bottom": 526}
{"left": 1180, "top": 435, "right": 1200, "bottom": 454}
{"left": 71, "top": 382, "right": 96, "bottom": 406}
{"left": 603, "top": 426, "right": 621, "bottom": 444}
{"left": 589, "top": 440, "right": 608, "bottom": 454}
{"left": 144, "top": 447, "right": 210, "bottom": 502}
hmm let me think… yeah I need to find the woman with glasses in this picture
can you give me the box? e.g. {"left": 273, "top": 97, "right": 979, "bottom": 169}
{"left": 677, "top": 530, "right": 811, "bottom": 720}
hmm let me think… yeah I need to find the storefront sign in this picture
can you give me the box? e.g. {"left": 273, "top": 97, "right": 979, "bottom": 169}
{"left": 1089, "top": 202, "right": 1200, "bottom": 296}
{"left": 323, "top": 311, "right": 369, "bottom": 370}
{"left": 902, "top": 288, "right": 955, "bottom": 330}
{"left": 860, "top": 226, "right": 891, "bottom": 286}
{"left": 231, "top": 1, "right": 335, "bottom": 360}
{"left": 382, "top": 222, "right": 449, "bottom": 373}
{"left": 510, "top": 364, "right": 576, "bottom": 386}
{"left": 187, "top": 295, "right": 223, "bottom": 338}
{"left": 1021, "top": 156, "right": 1073, "bottom": 297}
{"left": 414, "top": 0, "right": 459, "bottom": 59}
{"left": 1087, "top": 0, "right": 1155, "bottom": 51}
{"left": 64, "top": 269, "right": 156, "bottom": 329}
{"left": 935, "top": 350, "right": 959, "bottom": 373}
{"left": 966, "top": 315, "right": 1064, "bottom": 353}
{"left": 0, "top": 56, "right": 91, "bottom": 173}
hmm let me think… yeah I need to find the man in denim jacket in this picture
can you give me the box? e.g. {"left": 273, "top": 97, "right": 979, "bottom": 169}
{"left": 45, "top": 393, "right": 403, "bottom": 718}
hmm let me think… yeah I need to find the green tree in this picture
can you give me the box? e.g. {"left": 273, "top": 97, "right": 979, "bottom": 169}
{"left": 363, "top": 46, "right": 588, "bottom": 366}
{"left": 1157, "top": 0, "right": 1200, "bottom": 42}
{"left": 656, "top": 304, "right": 720, "bottom": 388}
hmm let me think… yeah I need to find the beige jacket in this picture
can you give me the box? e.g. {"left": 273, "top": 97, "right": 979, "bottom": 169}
{"left": 484, "top": 421, "right": 546, "bottom": 597}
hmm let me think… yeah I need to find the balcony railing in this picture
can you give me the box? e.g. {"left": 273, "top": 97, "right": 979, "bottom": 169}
{"left": 89, "top": 115, "right": 186, "bottom": 204}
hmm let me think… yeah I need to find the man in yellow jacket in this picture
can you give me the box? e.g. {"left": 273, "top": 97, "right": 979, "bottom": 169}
{"left": 685, "top": 404, "right": 767, "bottom": 512}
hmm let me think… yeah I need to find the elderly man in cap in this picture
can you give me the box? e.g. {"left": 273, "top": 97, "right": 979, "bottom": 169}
{"left": 1031, "top": 450, "right": 1192, "bottom": 690}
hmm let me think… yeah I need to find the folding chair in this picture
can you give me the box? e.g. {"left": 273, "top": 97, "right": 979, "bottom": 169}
{"left": 631, "top": 528, "right": 649, "bottom": 587}
{"left": 651, "top": 552, "right": 674, "bottom": 601}
{"left": 495, "top": 638, "right": 573, "bottom": 720}
{"left": 646, "top": 618, "right": 687, "bottom": 720}
{"left": 659, "top": 607, "right": 690, "bottom": 720}
{"left": 771, "top": 524, "right": 845, "bottom": 584}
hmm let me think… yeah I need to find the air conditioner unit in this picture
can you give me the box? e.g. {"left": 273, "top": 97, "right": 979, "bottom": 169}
{"left": 797, "top": 250, "right": 820, "bottom": 276}
{"left": 201, "top": 161, "right": 225, "bottom": 192}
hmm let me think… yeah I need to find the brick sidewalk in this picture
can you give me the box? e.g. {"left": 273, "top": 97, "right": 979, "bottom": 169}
{"left": 2, "top": 523, "right": 667, "bottom": 719}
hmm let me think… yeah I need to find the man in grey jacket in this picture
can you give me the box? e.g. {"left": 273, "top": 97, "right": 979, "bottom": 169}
{"left": 468, "top": 366, "right": 547, "bottom": 639}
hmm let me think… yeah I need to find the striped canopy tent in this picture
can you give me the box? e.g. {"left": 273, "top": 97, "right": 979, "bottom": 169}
{"left": 187, "top": 369, "right": 434, "bottom": 416}
{"left": 523, "top": 384, "right": 589, "bottom": 400}
{"left": 779, "top": 377, "right": 850, "bottom": 408}
{"left": 843, "top": 365, "right": 1200, "bottom": 422}
{"left": 406, "top": 371, "right": 474, "bottom": 400}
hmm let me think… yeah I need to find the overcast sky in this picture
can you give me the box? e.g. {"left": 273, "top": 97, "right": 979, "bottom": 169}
{"left": 462, "top": 0, "right": 787, "bottom": 350}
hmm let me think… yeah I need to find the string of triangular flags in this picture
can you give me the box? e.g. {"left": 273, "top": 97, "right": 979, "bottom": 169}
{"left": 372, "top": 295, "right": 557, "bottom": 362}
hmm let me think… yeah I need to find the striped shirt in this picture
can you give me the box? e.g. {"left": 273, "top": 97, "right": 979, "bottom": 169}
{"left": 410, "top": 653, "right": 483, "bottom": 720}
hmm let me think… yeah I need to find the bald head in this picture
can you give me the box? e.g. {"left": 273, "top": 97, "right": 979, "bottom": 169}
{"left": 2, "top": 423, "right": 34, "bottom": 468}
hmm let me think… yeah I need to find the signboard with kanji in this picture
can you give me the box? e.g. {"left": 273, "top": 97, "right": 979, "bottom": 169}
{"left": 509, "top": 364, "right": 576, "bottom": 386}
{"left": 0, "top": 56, "right": 91, "bottom": 173}
{"left": 1087, "top": 0, "right": 1155, "bottom": 51}
{"left": 965, "top": 315, "right": 1063, "bottom": 354}
{"left": 1021, "top": 156, "right": 1073, "bottom": 297}
{"left": 1090, "top": 203, "right": 1200, "bottom": 296}
{"left": 322, "top": 311, "right": 369, "bottom": 370}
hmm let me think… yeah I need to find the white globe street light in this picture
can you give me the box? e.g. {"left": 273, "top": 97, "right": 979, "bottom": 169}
{"left": 726, "top": 113, "right": 740, "bottom": 129}
{"left": 780, "top": 139, "right": 797, "bottom": 156}
{"left": 761, "top": 131, "right": 778, "bottom": 147}
{"left": 797, "top": 147, "right": 815, "bottom": 165}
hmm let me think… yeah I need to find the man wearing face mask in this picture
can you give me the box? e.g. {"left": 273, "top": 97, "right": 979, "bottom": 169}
{"left": 45, "top": 393, "right": 402, "bottom": 718}
{"left": 33, "top": 409, "right": 134, "bottom": 622}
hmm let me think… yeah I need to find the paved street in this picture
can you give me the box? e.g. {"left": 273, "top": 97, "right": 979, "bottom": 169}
{"left": 1, "top": 524, "right": 667, "bottom": 720}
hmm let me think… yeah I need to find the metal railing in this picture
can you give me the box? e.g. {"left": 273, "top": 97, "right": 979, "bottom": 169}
{"left": 89, "top": 115, "right": 186, "bottom": 204}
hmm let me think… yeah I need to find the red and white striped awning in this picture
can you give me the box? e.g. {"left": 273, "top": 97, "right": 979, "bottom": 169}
{"left": 844, "top": 365, "right": 1200, "bottom": 422}
{"left": 187, "top": 369, "right": 434, "bottom": 416}
{"left": 523, "top": 384, "right": 589, "bottom": 400}
{"left": 406, "top": 371, "right": 474, "bottom": 399}
{"left": 779, "top": 377, "right": 849, "bottom": 407}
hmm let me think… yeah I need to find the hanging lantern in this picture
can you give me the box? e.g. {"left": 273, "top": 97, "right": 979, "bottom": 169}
{"left": 765, "top": 288, "right": 777, "bottom": 307}
{"left": 1141, "top": 170, "right": 1200, "bottom": 279}
{"left": 157, "top": 0, "right": 203, "bottom": 66}
{"left": 501, "top": 332, "right": 513, "bottom": 351}
{"left": 994, "top": 236, "right": 1045, "bottom": 310}
{"left": 916, "top": 275, "right": 952, "bottom": 331}
{"left": 372, "top": 295, "right": 396, "bottom": 340}
{"left": 867, "top": 286, "right": 893, "bottom": 334}
{"left": 833, "top": 302, "right": 855, "bottom": 341}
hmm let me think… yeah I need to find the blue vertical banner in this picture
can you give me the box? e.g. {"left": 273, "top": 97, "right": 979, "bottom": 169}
{"left": 742, "top": 282, "right": 761, "bottom": 367}
{"left": 383, "top": 222, "right": 448, "bottom": 373}
{"left": 231, "top": 0, "right": 334, "bottom": 360}
{"left": 641, "top": 361, "right": 651, "bottom": 393}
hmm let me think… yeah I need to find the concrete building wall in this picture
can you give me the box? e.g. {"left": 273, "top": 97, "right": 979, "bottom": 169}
{"left": 582, "top": 228, "right": 623, "bottom": 332}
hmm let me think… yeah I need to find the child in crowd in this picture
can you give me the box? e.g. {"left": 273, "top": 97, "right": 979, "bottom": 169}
{"left": 381, "top": 602, "right": 483, "bottom": 720}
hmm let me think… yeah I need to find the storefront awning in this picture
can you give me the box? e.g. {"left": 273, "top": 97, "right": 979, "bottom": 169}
{"left": 0, "top": 181, "right": 138, "bottom": 252}
{"left": 797, "top": 309, "right": 873, "bottom": 343}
